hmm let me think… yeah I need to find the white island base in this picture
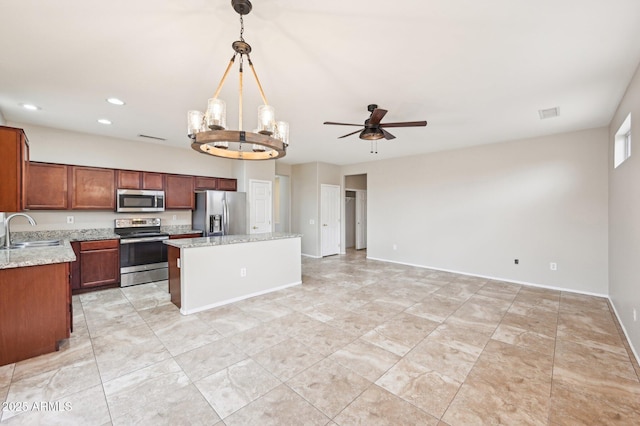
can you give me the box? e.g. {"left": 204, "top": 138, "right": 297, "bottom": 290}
{"left": 166, "top": 234, "right": 301, "bottom": 315}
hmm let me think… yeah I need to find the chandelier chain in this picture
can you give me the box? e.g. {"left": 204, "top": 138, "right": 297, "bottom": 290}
{"left": 240, "top": 15, "right": 245, "bottom": 41}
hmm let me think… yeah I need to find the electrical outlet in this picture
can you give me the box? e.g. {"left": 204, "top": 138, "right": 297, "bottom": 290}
{"left": 172, "top": 215, "right": 177, "bottom": 221}
{"left": 392, "top": 244, "right": 397, "bottom": 251}
{"left": 309, "top": 219, "right": 315, "bottom": 225}
{"left": 550, "top": 262, "right": 557, "bottom": 271}
{"left": 66, "top": 216, "right": 74, "bottom": 224}
{"left": 240, "top": 267, "right": 247, "bottom": 277}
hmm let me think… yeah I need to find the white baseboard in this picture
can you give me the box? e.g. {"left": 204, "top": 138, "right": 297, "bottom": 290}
{"left": 607, "top": 299, "right": 640, "bottom": 366}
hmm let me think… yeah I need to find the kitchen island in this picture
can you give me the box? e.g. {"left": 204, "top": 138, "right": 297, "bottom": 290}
{"left": 164, "top": 233, "right": 302, "bottom": 315}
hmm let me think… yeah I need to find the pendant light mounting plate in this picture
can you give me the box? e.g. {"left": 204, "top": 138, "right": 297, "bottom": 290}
{"left": 232, "top": 40, "right": 252, "bottom": 55}
{"left": 232, "top": 0, "right": 252, "bottom": 15}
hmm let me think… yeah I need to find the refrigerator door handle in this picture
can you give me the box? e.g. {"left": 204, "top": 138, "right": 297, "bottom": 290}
{"left": 222, "top": 198, "right": 229, "bottom": 235}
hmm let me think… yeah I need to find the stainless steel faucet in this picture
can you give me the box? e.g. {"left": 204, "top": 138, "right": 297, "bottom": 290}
{"left": 3, "top": 213, "right": 37, "bottom": 249}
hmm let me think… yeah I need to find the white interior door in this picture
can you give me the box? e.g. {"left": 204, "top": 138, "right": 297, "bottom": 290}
{"left": 356, "top": 190, "right": 367, "bottom": 250}
{"left": 321, "top": 184, "right": 341, "bottom": 256}
{"left": 249, "top": 179, "right": 272, "bottom": 234}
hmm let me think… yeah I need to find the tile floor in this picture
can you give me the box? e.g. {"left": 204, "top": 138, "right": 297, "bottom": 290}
{"left": 1, "top": 250, "right": 639, "bottom": 425}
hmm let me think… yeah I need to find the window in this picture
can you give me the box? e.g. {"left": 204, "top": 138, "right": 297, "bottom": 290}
{"left": 614, "top": 113, "right": 631, "bottom": 168}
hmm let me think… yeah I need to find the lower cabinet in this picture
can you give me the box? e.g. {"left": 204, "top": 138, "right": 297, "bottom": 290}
{"left": 71, "top": 239, "right": 120, "bottom": 293}
{"left": 0, "top": 262, "right": 71, "bottom": 366}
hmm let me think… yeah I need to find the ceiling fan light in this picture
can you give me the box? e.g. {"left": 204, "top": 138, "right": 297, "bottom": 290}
{"left": 206, "top": 98, "right": 226, "bottom": 130}
{"left": 360, "top": 128, "right": 384, "bottom": 140}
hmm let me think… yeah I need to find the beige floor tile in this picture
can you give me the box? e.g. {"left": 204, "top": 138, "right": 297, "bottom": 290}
{"left": 405, "top": 294, "right": 466, "bottom": 323}
{"left": 330, "top": 339, "right": 400, "bottom": 382}
{"left": 195, "top": 358, "right": 281, "bottom": 419}
{"left": 0, "top": 363, "right": 14, "bottom": 403}
{"left": 92, "top": 323, "right": 171, "bottom": 382}
{"left": 223, "top": 384, "right": 329, "bottom": 426}
{"left": 1, "top": 384, "right": 110, "bottom": 425}
{"left": 292, "top": 322, "right": 358, "bottom": 357}
{"left": 406, "top": 339, "right": 477, "bottom": 383}
{"left": 251, "top": 338, "right": 324, "bottom": 381}
{"left": 287, "top": 358, "right": 371, "bottom": 418}
{"left": 376, "top": 357, "right": 461, "bottom": 418}
{"left": 174, "top": 338, "right": 247, "bottom": 382}
{"left": 149, "top": 314, "right": 224, "bottom": 356}
{"left": 362, "top": 312, "right": 439, "bottom": 356}
{"left": 334, "top": 385, "right": 439, "bottom": 425}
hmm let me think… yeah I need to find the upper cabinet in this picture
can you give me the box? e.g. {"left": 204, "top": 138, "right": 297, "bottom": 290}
{"left": 194, "top": 176, "right": 237, "bottom": 191}
{"left": 27, "top": 162, "right": 68, "bottom": 210}
{"left": 165, "top": 174, "right": 194, "bottom": 209}
{"left": 70, "top": 166, "right": 115, "bottom": 210}
{"left": 0, "top": 126, "right": 29, "bottom": 212}
{"left": 116, "top": 170, "right": 164, "bottom": 190}
{"left": 217, "top": 178, "right": 237, "bottom": 191}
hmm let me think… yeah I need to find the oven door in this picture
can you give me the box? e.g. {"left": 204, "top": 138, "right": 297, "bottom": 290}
{"left": 119, "top": 236, "right": 168, "bottom": 286}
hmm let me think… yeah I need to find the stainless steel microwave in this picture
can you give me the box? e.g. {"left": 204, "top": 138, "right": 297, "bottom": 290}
{"left": 116, "top": 189, "right": 165, "bottom": 212}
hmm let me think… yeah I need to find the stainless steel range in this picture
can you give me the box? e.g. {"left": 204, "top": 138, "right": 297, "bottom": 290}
{"left": 115, "top": 218, "right": 169, "bottom": 287}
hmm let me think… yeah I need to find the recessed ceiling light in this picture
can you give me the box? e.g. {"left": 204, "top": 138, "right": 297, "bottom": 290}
{"left": 20, "top": 103, "right": 41, "bottom": 111}
{"left": 106, "top": 98, "right": 126, "bottom": 106}
{"left": 97, "top": 119, "right": 112, "bottom": 125}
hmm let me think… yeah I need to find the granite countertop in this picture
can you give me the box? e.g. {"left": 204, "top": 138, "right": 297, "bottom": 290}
{"left": 11, "top": 228, "right": 120, "bottom": 243}
{"left": 161, "top": 226, "right": 203, "bottom": 236}
{"left": 164, "top": 232, "right": 302, "bottom": 249}
{"left": 0, "top": 228, "right": 117, "bottom": 270}
{"left": 0, "top": 240, "right": 76, "bottom": 270}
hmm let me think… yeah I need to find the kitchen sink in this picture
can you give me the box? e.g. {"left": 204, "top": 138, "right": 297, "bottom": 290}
{"left": 7, "top": 239, "right": 62, "bottom": 249}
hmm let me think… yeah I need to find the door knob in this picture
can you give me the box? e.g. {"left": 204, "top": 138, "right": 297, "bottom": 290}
{"left": 252, "top": 226, "right": 258, "bottom": 229}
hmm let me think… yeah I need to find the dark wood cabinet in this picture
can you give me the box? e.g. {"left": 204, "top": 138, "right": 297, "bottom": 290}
{"left": 142, "top": 172, "right": 164, "bottom": 190}
{"left": 117, "top": 170, "right": 165, "bottom": 190}
{"left": 0, "top": 262, "right": 70, "bottom": 366}
{"left": 26, "top": 162, "right": 68, "bottom": 209}
{"left": 194, "top": 176, "right": 237, "bottom": 191}
{"left": 194, "top": 176, "right": 218, "bottom": 190}
{"left": 70, "top": 166, "right": 115, "bottom": 210}
{"left": 0, "top": 126, "right": 29, "bottom": 212}
{"left": 217, "top": 178, "right": 237, "bottom": 191}
{"left": 165, "top": 174, "right": 194, "bottom": 209}
{"left": 71, "top": 239, "right": 120, "bottom": 293}
{"left": 168, "top": 246, "right": 181, "bottom": 308}
{"left": 116, "top": 170, "right": 141, "bottom": 189}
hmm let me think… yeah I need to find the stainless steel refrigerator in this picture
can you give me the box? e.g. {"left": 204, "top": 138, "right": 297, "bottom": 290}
{"left": 192, "top": 191, "right": 247, "bottom": 236}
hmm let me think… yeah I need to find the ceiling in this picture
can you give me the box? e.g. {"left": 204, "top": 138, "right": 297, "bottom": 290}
{"left": 1, "top": 1, "right": 640, "bottom": 166}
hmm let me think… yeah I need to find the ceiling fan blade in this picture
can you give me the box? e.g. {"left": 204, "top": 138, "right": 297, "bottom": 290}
{"left": 323, "top": 121, "right": 363, "bottom": 126}
{"left": 368, "top": 108, "right": 388, "bottom": 125}
{"left": 338, "top": 128, "right": 364, "bottom": 139}
{"left": 379, "top": 120, "right": 428, "bottom": 128}
{"left": 381, "top": 129, "right": 396, "bottom": 140}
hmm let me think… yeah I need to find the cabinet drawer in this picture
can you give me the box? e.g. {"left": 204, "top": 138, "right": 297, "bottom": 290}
{"left": 80, "top": 239, "right": 119, "bottom": 251}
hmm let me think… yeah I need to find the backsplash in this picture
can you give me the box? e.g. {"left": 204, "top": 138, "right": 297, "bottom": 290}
{"left": 6, "top": 210, "right": 192, "bottom": 232}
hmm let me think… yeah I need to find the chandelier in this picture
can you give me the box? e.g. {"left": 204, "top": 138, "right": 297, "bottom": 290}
{"left": 187, "top": 0, "right": 289, "bottom": 160}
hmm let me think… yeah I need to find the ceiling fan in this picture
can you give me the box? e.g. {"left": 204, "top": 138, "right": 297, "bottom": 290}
{"left": 323, "top": 104, "right": 427, "bottom": 153}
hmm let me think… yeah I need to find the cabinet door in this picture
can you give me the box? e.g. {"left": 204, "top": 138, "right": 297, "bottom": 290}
{"left": 26, "top": 162, "right": 68, "bottom": 209}
{"left": 116, "top": 170, "right": 142, "bottom": 189}
{"left": 79, "top": 240, "right": 120, "bottom": 288}
{"left": 165, "top": 174, "right": 194, "bottom": 209}
{"left": 0, "top": 126, "right": 29, "bottom": 212}
{"left": 142, "top": 172, "right": 164, "bottom": 190}
{"left": 217, "top": 178, "right": 237, "bottom": 191}
{"left": 194, "top": 176, "right": 217, "bottom": 190}
{"left": 70, "top": 166, "right": 116, "bottom": 210}
{"left": 70, "top": 242, "right": 81, "bottom": 291}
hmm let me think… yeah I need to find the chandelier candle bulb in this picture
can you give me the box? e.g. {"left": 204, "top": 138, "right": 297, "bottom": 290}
{"left": 187, "top": 110, "right": 205, "bottom": 138}
{"left": 257, "top": 105, "right": 275, "bottom": 135}
{"left": 276, "top": 121, "right": 290, "bottom": 145}
{"left": 206, "top": 98, "right": 226, "bottom": 130}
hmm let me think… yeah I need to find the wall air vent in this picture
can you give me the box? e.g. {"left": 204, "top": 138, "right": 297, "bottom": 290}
{"left": 137, "top": 134, "right": 167, "bottom": 141}
{"left": 538, "top": 107, "right": 559, "bottom": 119}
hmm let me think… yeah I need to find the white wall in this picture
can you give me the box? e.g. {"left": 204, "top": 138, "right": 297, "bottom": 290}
{"left": 342, "top": 128, "right": 609, "bottom": 295}
{"left": 0, "top": 110, "right": 6, "bottom": 125}
{"left": 608, "top": 62, "right": 640, "bottom": 359}
{"left": 292, "top": 163, "right": 319, "bottom": 256}
{"left": 345, "top": 174, "right": 367, "bottom": 190}
{"left": 13, "top": 122, "right": 232, "bottom": 176}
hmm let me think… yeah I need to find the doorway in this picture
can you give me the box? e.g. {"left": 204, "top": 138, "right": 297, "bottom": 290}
{"left": 249, "top": 179, "right": 272, "bottom": 234}
{"left": 345, "top": 174, "right": 367, "bottom": 252}
{"left": 321, "top": 184, "right": 341, "bottom": 257}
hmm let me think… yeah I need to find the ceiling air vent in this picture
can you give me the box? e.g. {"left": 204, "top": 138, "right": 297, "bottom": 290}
{"left": 538, "top": 107, "right": 559, "bottom": 120}
{"left": 137, "top": 134, "right": 167, "bottom": 141}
